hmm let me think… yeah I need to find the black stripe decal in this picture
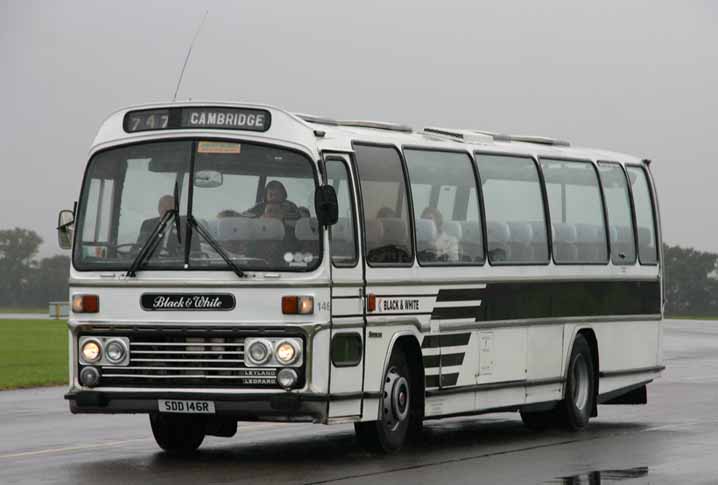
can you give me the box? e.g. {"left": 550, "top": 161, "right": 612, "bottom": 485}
{"left": 423, "top": 353, "right": 465, "bottom": 368}
{"left": 434, "top": 280, "right": 659, "bottom": 321}
{"left": 425, "top": 373, "right": 459, "bottom": 388}
{"left": 436, "top": 288, "right": 483, "bottom": 302}
{"left": 422, "top": 333, "right": 471, "bottom": 349}
{"left": 441, "top": 373, "right": 459, "bottom": 386}
{"left": 425, "top": 374, "right": 440, "bottom": 388}
{"left": 432, "top": 306, "right": 482, "bottom": 320}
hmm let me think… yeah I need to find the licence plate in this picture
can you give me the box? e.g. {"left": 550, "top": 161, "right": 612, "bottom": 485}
{"left": 158, "top": 399, "right": 215, "bottom": 414}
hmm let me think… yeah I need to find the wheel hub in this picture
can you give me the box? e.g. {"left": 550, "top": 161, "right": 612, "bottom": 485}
{"left": 382, "top": 368, "right": 410, "bottom": 430}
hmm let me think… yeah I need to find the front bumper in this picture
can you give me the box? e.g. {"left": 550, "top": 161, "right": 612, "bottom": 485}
{"left": 65, "top": 389, "right": 328, "bottom": 423}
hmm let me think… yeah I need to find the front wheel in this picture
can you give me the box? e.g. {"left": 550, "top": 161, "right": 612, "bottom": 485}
{"left": 355, "top": 348, "right": 416, "bottom": 453}
{"left": 149, "top": 413, "right": 206, "bottom": 454}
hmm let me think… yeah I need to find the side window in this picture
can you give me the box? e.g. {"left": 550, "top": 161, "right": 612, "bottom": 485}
{"left": 477, "top": 154, "right": 549, "bottom": 264}
{"left": 353, "top": 144, "right": 413, "bottom": 265}
{"left": 626, "top": 165, "right": 658, "bottom": 264}
{"left": 404, "top": 149, "right": 484, "bottom": 264}
{"left": 540, "top": 159, "right": 608, "bottom": 264}
{"left": 326, "top": 160, "right": 358, "bottom": 267}
{"left": 597, "top": 162, "right": 636, "bottom": 264}
{"left": 82, "top": 178, "right": 115, "bottom": 243}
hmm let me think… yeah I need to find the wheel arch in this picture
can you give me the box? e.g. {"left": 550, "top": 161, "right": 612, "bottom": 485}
{"left": 382, "top": 332, "right": 425, "bottom": 420}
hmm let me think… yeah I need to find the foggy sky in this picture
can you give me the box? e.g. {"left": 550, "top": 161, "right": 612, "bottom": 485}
{"left": 2, "top": 0, "right": 717, "bottom": 257}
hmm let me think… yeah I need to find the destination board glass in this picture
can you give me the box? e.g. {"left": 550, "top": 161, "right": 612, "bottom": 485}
{"left": 124, "top": 107, "right": 271, "bottom": 133}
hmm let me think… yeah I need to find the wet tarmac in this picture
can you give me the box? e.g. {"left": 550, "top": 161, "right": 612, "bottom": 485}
{"left": 1, "top": 319, "right": 717, "bottom": 484}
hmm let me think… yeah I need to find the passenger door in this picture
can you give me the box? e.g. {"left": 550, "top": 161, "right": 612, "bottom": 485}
{"left": 324, "top": 154, "right": 366, "bottom": 419}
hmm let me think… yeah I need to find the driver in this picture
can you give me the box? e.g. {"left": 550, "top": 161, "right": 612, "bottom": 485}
{"left": 243, "top": 180, "right": 300, "bottom": 222}
{"left": 137, "top": 194, "right": 181, "bottom": 254}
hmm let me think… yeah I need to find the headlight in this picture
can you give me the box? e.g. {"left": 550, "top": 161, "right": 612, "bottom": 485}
{"left": 247, "top": 339, "right": 272, "bottom": 365}
{"left": 105, "top": 339, "right": 128, "bottom": 364}
{"left": 81, "top": 340, "right": 102, "bottom": 363}
{"left": 275, "top": 341, "right": 299, "bottom": 365}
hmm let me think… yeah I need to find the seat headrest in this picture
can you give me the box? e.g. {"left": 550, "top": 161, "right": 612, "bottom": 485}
{"left": 331, "top": 217, "right": 353, "bottom": 242}
{"left": 576, "top": 223, "right": 602, "bottom": 242}
{"left": 507, "top": 222, "right": 532, "bottom": 243}
{"left": 295, "top": 217, "right": 319, "bottom": 241}
{"left": 365, "top": 219, "right": 384, "bottom": 245}
{"left": 217, "top": 217, "right": 255, "bottom": 241}
{"left": 553, "top": 223, "right": 577, "bottom": 242}
{"left": 443, "top": 221, "right": 462, "bottom": 240}
{"left": 486, "top": 221, "right": 510, "bottom": 243}
{"left": 253, "top": 218, "right": 286, "bottom": 240}
{"left": 380, "top": 217, "right": 407, "bottom": 242}
{"left": 415, "top": 218, "right": 437, "bottom": 242}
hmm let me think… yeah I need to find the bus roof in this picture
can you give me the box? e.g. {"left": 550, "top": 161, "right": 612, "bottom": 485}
{"left": 91, "top": 101, "right": 646, "bottom": 166}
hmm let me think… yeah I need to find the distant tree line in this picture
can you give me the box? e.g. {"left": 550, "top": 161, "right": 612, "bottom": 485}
{"left": 663, "top": 244, "right": 718, "bottom": 316}
{"left": 0, "top": 228, "right": 717, "bottom": 315}
{"left": 0, "top": 228, "right": 69, "bottom": 308}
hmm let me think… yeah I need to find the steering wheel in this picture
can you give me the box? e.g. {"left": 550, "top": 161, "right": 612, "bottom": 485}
{"left": 111, "top": 243, "right": 139, "bottom": 257}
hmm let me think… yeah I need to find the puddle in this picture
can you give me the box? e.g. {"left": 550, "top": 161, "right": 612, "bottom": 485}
{"left": 546, "top": 466, "right": 649, "bottom": 484}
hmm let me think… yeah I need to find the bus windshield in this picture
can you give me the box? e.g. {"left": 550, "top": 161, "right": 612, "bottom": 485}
{"left": 74, "top": 139, "right": 321, "bottom": 272}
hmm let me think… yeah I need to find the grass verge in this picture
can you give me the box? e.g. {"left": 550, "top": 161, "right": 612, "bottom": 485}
{"left": 0, "top": 319, "right": 68, "bottom": 390}
{"left": 0, "top": 308, "right": 47, "bottom": 314}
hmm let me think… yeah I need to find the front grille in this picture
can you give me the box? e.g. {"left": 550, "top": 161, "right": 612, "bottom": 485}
{"left": 79, "top": 329, "right": 304, "bottom": 388}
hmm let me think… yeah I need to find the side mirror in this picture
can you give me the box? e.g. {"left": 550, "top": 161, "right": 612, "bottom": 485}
{"left": 315, "top": 185, "right": 338, "bottom": 227}
{"left": 57, "top": 209, "right": 74, "bottom": 250}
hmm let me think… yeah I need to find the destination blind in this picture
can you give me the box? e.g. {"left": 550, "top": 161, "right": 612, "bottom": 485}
{"left": 124, "top": 106, "right": 272, "bottom": 133}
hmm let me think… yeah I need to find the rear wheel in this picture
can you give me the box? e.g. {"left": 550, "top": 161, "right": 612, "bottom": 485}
{"left": 556, "top": 334, "right": 596, "bottom": 430}
{"left": 355, "top": 348, "right": 416, "bottom": 453}
{"left": 150, "top": 413, "right": 206, "bottom": 454}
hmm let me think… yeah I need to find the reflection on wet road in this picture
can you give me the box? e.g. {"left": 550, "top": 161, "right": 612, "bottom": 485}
{"left": 2, "top": 319, "right": 717, "bottom": 484}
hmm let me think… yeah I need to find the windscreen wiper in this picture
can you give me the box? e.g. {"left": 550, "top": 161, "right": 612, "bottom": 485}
{"left": 188, "top": 215, "right": 245, "bottom": 278}
{"left": 126, "top": 209, "right": 177, "bottom": 277}
{"left": 172, "top": 179, "right": 182, "bottom": 244}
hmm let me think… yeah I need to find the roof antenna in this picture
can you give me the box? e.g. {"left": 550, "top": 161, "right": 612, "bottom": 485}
{"left": 172, "top": 10, "right": 208, "bottom": 102}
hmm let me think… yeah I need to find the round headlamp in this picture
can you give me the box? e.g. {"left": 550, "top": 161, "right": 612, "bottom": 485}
{"left": 277, "top": 368, "right": 298, "bottom": 389}
{"left": 248, "top": 339, "right": 272, "bottom": 365}
{"left": 275, "top": 341, "right": 298, "bottom": 365}
{"left": 105, "top": 339, "right": 127, "bottom": 364}
{"left": 81, "top": 340, "right": 102, "bottom": 363}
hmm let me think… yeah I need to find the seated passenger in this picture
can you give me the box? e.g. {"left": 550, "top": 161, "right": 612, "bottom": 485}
{"left": 243, "top": 180, "right": 300, "bottom": 222}
{"left": 376, "top": 206, "right": 397, "bottom": 219}
{"left": 421, "top": 207, "right": 458, "bottom": 262}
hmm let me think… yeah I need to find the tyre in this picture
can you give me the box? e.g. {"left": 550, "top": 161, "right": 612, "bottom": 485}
{"left": 556, "top": 334, "right": 596, "bottom": 430}
{"left": 149, "top": 413, "right": 206, "bottom": 454}
{"left": 355, "top": 347, "right": 417, "bottom": 453}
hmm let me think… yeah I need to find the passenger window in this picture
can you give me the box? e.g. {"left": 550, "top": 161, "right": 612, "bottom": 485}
{"left": 597, "top": 163, "right": 636, "bottom": 264}
{"left": 325, "top": 160, "right": 358, "bottom": 267}
{"left": 477, "top": 154, "right": 549, "bottom": 264}
{"left": 353, "top": 144, "right": 413, "bottom": 265}
{"left": 404, "top": 149, "right": 483, "bottom": 265}
{"left": 626, "top": 166, "right": 658, "bottom": 264}
{"left": 541, "top": 159, "right": 608, "bottom": 264}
